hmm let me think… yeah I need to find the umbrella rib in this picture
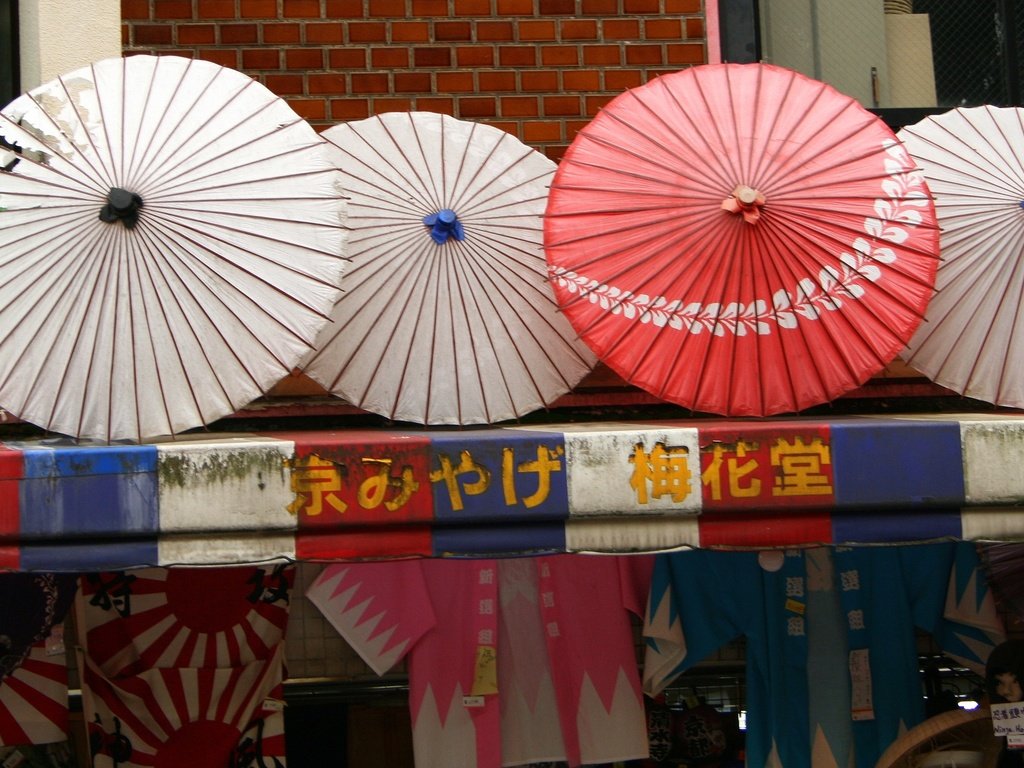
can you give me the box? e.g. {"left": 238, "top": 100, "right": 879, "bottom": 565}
{"left": 403, "top": 111, "right": 445, "bottom": 213}
{"left": 303, "top": 227, "right": 429, "bottom": 389}
{"left": 330, "top": 131, "right": 439, "bottom": 212}
{"left": 122, "top": 56, "right": 158, "bottom": 189}
{"left": 145, "top": 154, "right": 338, "bottom": 200}
{"left": 0, "top": 113, "right": 109, "bottom": 198}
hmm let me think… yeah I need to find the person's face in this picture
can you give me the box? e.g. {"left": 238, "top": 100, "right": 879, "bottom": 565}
{"left": 996, "top": 672, "right": 1023, "bottom": 702}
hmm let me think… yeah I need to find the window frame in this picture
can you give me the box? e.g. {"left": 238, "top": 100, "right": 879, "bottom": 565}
{"left": 0, "top": 0, "right": 18, "bottom": 107}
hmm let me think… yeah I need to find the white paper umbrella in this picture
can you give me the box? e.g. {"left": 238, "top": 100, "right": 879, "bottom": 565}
{"left": 300, "top": 112, "right": 597, "bottom": 425}
{"left": 0, "top": 55, "right": 347, "bottom": 442}
{"left": 898, "top": 106, "right": 1024, "bottom": 407}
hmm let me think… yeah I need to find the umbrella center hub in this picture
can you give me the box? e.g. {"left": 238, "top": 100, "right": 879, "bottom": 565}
{"left": 423, "top": 208, "right": 465, "bottom": 245}
{"left": 99, "top": 187, "right": 144, "bottom": 230}
{"left": 721, "top": 184, "right": 766, "bottom": 224}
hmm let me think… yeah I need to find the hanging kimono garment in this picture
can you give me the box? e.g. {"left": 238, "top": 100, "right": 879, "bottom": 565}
{"left": 76, "top": 565, "right": 293, "bottom": 767}
{"left": 306, "top": 554, "right": 652, "bottom": 768}
{"left": 643, "top": 543, "right": 1005, "bottom": 768}
{"left": 0, "top": 573, "right": 77, "bottom": 746}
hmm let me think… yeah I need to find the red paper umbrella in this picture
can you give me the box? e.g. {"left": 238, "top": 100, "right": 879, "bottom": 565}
{"left": 544, "top": 63, "right": 940, "bottom": 416}
{"left": 77, "top": 565, "right": 293, "bottom": 677}
{"left": 0, "top": 641, "right": 69, "bottom": 746}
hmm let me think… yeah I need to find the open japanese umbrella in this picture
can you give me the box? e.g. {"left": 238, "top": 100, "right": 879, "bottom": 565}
{"left": 299, "top": 111, "right": 596, "bottom": 425}
{"left": 0, "top": 55, "right": 347, "bottom": 442}
{"left": 898, "top": 106, "right": 1024, "bottom": 407}
{"left": 544, "top": 63, "right": 940, "bottom": 416}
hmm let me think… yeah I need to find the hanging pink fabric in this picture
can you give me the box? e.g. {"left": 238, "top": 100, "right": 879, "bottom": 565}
{"left": 307, "top": 554, "right": 653, "bottom": 768}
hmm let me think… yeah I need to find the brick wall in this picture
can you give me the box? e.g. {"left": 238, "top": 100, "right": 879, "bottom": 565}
{"left": 120, "top": 0, "right": 706, "bottom": 160}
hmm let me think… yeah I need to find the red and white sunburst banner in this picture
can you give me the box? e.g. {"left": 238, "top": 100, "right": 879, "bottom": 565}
{"left": 76, "top": 565, "right": 293, "bottom": 766}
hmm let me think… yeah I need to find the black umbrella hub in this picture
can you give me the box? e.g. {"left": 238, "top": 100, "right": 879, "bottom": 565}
{"left": 99, "top": 187, "right": 143, "bottom": 230}
{"left": 423, "top": 208, "right": 465, "bottom": 244}
{"left": 721, "top": 184, "right": 765, "bottom": 224}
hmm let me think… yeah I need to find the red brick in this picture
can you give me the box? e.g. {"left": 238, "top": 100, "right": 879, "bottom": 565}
{"left": 121, "top": 24, "right": 130, "bottom": 45}
{"left": 539, "top": 0, "right": 574, "bottom": 13}
{"left": 478, "top": 70, "right": 516, "bottom": 91}
{"left": 325, "top": 0, "right": 366, "bottom": 16}
{"left": 582, "top": 44, "right": 621, "bottom": 65}
{"left": 417, "top": 97, "right": 455, "bottom": 114}
{"left": 308, "top": 73, "right": 348, "bottom": 93}
{"left": 456, "top": 46, "right": 495, "bottom": 66}
{"left": 373, "top": 97, "right": 414, "bottom": 111}
{"left": 604, "top": 19, "right": 639, "bottom": 39}
{"left": 264, "top": 73, "right": 306, "bottom": 94}
{"left": 329, "top": 48, "right": 367, "bottom": 67}
{"left": 122, "top": 0, "right": 151, "bottom": 20}
{"left": 287, "top": 98, "right": 327, "bottom": 119}
{"left": 486, "top": 120, "right": 519, "bottom": 136}
{"left": 544, "top": 95, "right": 580, "bottom": 116}
{"left": 411, "top": 0, "right": 447, "bottom": 13}
{"left": 286, "top": 48, "right": 325, "bottom": 68}
{"left": 565, "top": 119, "right": 588, "bottom": 139}
{"left": 454, "top": 0, "right": 491, "bottom": 14}
{"left": 240, "top": 0, "right": 277, "bottom": 17}
{"left": 523, "top": 120, "right": 562, "bottom": 142}
{"left": 562, "top": 69, "right": 600, "bottom": 90}
{"left": 178, "top": 24, "right": 217, "bottom": 44}
{"left": 263, "top": 22, "right": 301, "bottom": 42}
{"left": 330, "top": 98, "right": 371, "bottom": 119}
{"left": 520, "top": 69, "right": 558, "bottom": 91}
{"left": 242, "top": 48, "right": 280, "bottom": 67}
{"left": 664, "top": 0, "right": 699, "bottom": 11}
{"left": 605, "top": 68, "right": 643, "bottom": 90}
{"left": 395, "top": 71, "right": 432, "bottom": 91}
{"left": 501, "top": 96, "right": 538, "bottom": 117}
{"left": 540, "top": 45, "right": 578, "bottom": 66}
{"left": 560, "top": 19, "right": 597, "bottom": 39}
{"left": 585, "top": 94, "right": 615, "bottom": 114}
{"left": 134, "top": 25, "right": 174, "bottom": 45}
{"left": 496, "top": 0, "right": 531, "bottom": 11}
{"left": 306, "top": 22, "right": 345, "bottom": 42}
{"left": 580, "top": 0, "right": 616, "bottom": 12}
{"left": 369, "top": 0, "right": 407, "bottom": 14}
{"left": 686, "top": 18, "right": 704, "bottom": 38}
{"left": 667, "top": 42, "right": 704, "bottom": 64}
{"left": 348, "top": 22, "right": 388, "bottom": 42}
{"left": 544, "top": 145, "right": 568, "bottom": 162}
{"left": 435, "top": 21, "right": 472, "bottom": 40}
{"left": 437, "top": 71, "right": 475, "bottom": 91}
{"left": 458, "top": 97, "right": 497, "bottom": 118}
{"left": 197, "top": 0, "right": 236, "bottom": 18}
{"left": 519, "top": 20, "right": 557, "bottom": 40}
{"left": 198, "top": 49, "right": 239, "bottom": 66}
{"left": 623, "top": 0, "right": 658, "bottom": 11}
{"left": 625, "top": 44, "right": 663, "bottom": 64}
{"left": 283, "top": 0, "right": 321, "bottom": 17}
{"left": 392, "top": 21, "right": 430, "bottom": 41}
{"left": 351, "top": 72, "right": 390, "bottom": 93}
{"left": 155, "top": 0, "right": 192, "bottom": 18}
{"left": 477, "top": 21, "right": 514, "bottom": 40}
{"left": 646, "top": 19, "right": 682, "bottom": 39}
{"left": 498, "top": 46, "right": 536, "bottom": 66}
{"left": 371, "top": 48, "right": 410, "bottom": 67}
{"left": 414, "top": 47, "right": 452, "bottom": 67}
{"left": 222, "top": 23, "right": 259, "bottom": 43}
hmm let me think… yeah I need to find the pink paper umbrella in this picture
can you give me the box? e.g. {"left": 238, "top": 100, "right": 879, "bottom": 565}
{"left": 544, "top": 63, "right": 941, "bottom": 416}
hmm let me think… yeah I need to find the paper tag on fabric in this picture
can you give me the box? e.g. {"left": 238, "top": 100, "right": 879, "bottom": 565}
{"left": 463, "top": 696, "right": 486, "bottom": 708}
{"left": 471, "top": 645, "right": 498, "bottom": 695}
{"left": 850, "top": 649, "right": 875, "bottom": 721}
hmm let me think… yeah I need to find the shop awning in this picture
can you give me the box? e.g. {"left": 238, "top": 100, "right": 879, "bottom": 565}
{"left": 2, "top": 413, "right": 1023, "bottom": 571}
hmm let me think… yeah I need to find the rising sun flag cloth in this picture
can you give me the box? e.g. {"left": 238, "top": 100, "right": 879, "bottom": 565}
{"left": 307, "top": 555, "right": 653, "bottom": 768}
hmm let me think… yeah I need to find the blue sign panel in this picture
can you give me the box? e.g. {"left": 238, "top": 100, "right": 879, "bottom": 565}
{"left": 427, "top": 430, "right": 569, "bottom": 523}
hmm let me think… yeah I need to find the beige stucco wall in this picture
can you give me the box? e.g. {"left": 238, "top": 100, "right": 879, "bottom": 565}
{"left": 19, "top": 0, "right": 120, "bottom": 89}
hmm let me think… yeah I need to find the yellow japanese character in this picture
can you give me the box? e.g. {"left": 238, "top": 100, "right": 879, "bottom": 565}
{"left": 357, "top": 458, "right": 421, "bottom": 512}
{"left": 501, "top": 445, "right": 564, "bottom": 508}
{"left": 701, "top": 441, "right": 761, "bottom": 501}
{"left": 771, "top": 437, "right": 833, "bottom": 496}
{"left": 629, "top": 441, "right": 691, "bottom": 505}
{"left": 287, "top": 454, "right": 347, "bottom": 516}
{"left": 429, "top": 450, "right": 491, "bottom": 511}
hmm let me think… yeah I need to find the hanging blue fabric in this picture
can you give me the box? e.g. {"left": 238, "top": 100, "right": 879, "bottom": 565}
{"left": 423, "top": 208, "right": 465, "bottom": 245}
